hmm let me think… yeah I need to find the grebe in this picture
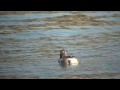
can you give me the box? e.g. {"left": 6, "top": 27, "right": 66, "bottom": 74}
{"left": 58, "top": 49, "right": 79, "bottom": 65}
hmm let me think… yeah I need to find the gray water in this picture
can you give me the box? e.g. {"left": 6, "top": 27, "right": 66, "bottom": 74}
{"left": 0, "top": 11, "right": 120, "bottom": 79}
{"left": 83, "top": 11, "right": 120, "bottom": 16}
{"left": 95, "top": 17, "right": 120, "bottom": 21}
{"left": 0, "top": 12, "right": 73, "bottom": 20}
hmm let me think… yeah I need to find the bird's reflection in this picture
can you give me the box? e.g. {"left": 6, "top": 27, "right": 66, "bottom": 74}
{"left": 59, "top": 63, "right": 79, "bottom": 69}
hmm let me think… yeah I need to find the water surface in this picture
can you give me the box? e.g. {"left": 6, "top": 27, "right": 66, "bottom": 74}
{"left": 83, "top": 11, "right": 120, "bottom": 16}
{"left": 0, "top": 12, "right": 73, "bottom": 20}
{"left": 0, "top": 11, "right": 120, "bottom": 79}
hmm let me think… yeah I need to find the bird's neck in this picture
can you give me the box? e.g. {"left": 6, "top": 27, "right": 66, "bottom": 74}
{"left": 60, "top": 53, "right": 67, "bottom": 58}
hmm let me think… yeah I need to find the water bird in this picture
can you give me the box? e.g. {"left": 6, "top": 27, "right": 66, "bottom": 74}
{"left": 58, "top": 49, "right": 79, "bottom": 65}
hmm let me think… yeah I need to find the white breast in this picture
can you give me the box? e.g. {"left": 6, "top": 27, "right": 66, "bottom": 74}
{"left": 58, "top": 57, "right": 79, "bottom": 65}
{"left": 70, "top": 58, "right": 79, "bottom": 65}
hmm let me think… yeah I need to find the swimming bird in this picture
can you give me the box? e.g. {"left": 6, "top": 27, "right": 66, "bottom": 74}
{"left": 58, "top": 49, "right": 79, "bottom": 65}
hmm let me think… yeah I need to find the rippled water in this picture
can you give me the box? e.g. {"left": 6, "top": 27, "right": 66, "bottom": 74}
{"left": 0, "top": 12, "right": 73, "bottom": 20}
{"left": 95, "top": 17, "right": 120, "bottom": 21}
{"left": 0, "top": 12, "right": 120, "bottom": 79}
{"left": 83, "top": 11, "right": 120, "bottom": 16}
